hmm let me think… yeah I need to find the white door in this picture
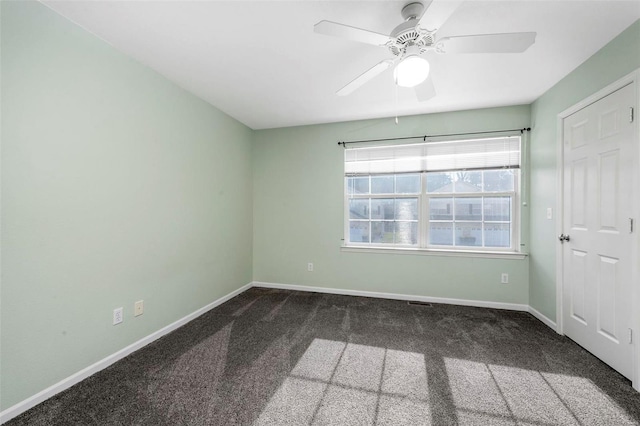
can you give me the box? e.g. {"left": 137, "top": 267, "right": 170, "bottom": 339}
{"left": 562, "top": 82, "right": 636, "bottom": 380}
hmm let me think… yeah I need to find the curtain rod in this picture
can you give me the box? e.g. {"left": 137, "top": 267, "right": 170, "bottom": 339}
{"left": 337, "top": 127, "right": 531, "bottom": 147}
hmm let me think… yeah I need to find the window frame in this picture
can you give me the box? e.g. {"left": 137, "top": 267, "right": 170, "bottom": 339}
{"left": 345, "top": 173, "right": 422, "bottom": 248}
{"left": 343, "top": 136, "right": 523, "bottom": 254}
{"left": 420, "top": 171, "right": 520, "bottom": 252}
{"left": 346, "top": 191, "right": 422, "bottom": 249}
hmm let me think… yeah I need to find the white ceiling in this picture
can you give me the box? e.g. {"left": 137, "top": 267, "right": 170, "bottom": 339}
{"left": 43, "top": 1, "right": 640, "bottom": 130}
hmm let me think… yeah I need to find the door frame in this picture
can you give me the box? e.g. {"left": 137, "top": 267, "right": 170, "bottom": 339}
{"left": 556, "top": 68, "right": 640, "bottom": 391}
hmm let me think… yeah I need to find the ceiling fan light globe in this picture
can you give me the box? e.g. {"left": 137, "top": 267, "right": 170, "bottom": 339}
{"left": 394, "top": 55, "right": 430, "bottom": 88}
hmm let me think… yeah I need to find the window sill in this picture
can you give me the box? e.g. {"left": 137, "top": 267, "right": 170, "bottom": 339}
{"left": 340, "top": 245, "right": 528, "bottom": 260}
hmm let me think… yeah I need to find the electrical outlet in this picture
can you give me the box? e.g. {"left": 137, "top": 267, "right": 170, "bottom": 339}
{"left": 134, "top": 300, "right": 144, "bottom": 317}
{"left": 307, "top": 262, "right": 314, "bottom": 272}
{"left": 113, "top": 307, "right": 123, "bottom": 325}
{"left": 501, "top": 273, "right": 509, "bottom": 284}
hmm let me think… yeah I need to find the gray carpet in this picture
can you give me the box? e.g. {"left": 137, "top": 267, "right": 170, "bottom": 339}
{"left": 7, "top": 287, "right": 640, "bottom": 425}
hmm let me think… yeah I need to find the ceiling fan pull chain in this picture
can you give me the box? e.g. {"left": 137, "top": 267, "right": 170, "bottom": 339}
{"left": 395, "top": 84, "right": 399, "bottom": 125}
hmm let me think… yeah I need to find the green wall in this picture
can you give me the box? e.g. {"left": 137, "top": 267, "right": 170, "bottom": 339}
{"left": 253, "top": 106, "right": 531, "bottom": 304}
{"left": 529, "top": 20, "right": 640, "bottom": 320}
{"left": 0, "top": 2, "right": 253, "bottom": 410}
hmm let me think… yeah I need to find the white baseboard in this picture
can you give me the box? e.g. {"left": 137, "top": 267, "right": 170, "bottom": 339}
{"left": 528, "top": 306, "right": 558, "bottom": 332}
{"left": 252, "top": 281, "right": 530, "bottom": 312}
{"left": 0, "top": 282, "right": 253, "bottom": 425}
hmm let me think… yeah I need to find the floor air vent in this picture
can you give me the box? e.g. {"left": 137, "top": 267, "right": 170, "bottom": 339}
{"left": 408, "top": 301, "right": 433, "bottom": 307}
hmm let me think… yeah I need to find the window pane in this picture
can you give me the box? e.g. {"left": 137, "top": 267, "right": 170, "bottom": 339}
{"left": 347, "top": 176, "right": 370, "bottom": 194}
{"left": 396, "top": 174, "right": 420, "bottom": 194}
{"left": 429, "top": 198, "right": 452, "bottom": 220}
{"left": 371, "top": 199, "right": 394, "bottom": 220}
{"left": 427, "top": 172, "right": 453, "bottom": 193}
{"left": 395, "top": 222, "right": 418, "bottom": 245}
{"left": 454, "top": 171, "right": 482, "bottom": 193}
{"left": 349, "top": 222, "right": 369, "bottom": 243}
{"left": 395, "top": 198, "right": 418, "bottom": 220}
{"left": 485, "top": 223, "right": 510, "bottom": 247}
{"left": 454, "top": 198, "right": 482, "bottom": 221}
{"left": 484, "top": 197, "right": 511, "bottom": 221}
{"left": 430, "top": 222, "right": 453, "bottom": 245}
{"left": 455, "top": 223, "right": 482, "bottom": 246}
{"left": 484, "top": 170, "right": 514, "bottom": 192}
{"left": 349, "top": 199, "right": 369, "bottom": 219}
{"left": 372, "top": 221, "right": 394, "bottom": 244}
{"left": 371, "top": 175, "right": 394, "bottom": 194}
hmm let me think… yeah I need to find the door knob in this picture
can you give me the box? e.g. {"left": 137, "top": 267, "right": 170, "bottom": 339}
{"left": 558, "top": 234, "right": 570, "bottom": 243}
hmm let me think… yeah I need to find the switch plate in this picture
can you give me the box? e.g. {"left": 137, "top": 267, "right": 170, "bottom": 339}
{"left": 501, "top": 273, "right": 509, "bottom": 284}
{"left": 113, "top": 307, "right": 123, "bottom": 325}
{"left": 307, "top": 262, "right": 314, "bottom": 272}
{"left": 134, "top": 300, "right": 144, "bottom": 317}
{"left": 546, "top": 208, "right": 553, "bottom": 219}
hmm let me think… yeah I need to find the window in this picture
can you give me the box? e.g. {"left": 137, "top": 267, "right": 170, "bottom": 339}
{"left": 344, "top": 136, "right": 521, "bottom": 252}
{"left": 347, "top": 174, "right": 420, "bottom": 245}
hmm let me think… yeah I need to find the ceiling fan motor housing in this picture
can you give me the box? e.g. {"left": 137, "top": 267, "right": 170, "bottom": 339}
{"left": 389, "top": 21, "right": 434, "bottom": 56}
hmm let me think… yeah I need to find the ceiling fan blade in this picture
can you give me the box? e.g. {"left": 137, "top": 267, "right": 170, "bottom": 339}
{"left": 438, "top": 32, "right": 537, "bottom": 54}
{"left": 337, "top": 60, "right": 393, "bottom": 96}
{"left": 314, "top": 20, "right": 389, "bottom": 46}
{"left": 418, "top": 0, "right": 463, "bottom": 31}
{"left": 414, "top": 77, "right": 436, "bottom": 102}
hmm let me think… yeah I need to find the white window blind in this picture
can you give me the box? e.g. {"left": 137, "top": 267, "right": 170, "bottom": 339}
{"left": 345, "top": 136, "right": 521, "bottom": 176}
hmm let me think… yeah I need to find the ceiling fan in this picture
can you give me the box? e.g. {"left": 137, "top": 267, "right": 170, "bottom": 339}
{"left": 314, "top": 1, "right": 536, "bottom": 101}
